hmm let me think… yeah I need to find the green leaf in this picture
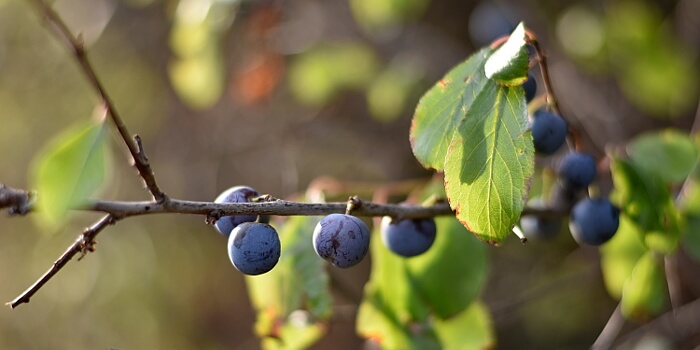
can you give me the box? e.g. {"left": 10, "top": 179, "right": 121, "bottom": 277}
{"left": 31, "top": 121, "right": 110, "bottom": 228}
{"left": 261, "top": 318, "right": 326, "bottom": 350}
{"left": 358, "top": 226, "right": 432, "bottom": 331}
{"left": 410, "top": 47, "right": 493, "bottom": 170}
{"left": 433, "top": 301, "right": 495, "bottom": 350}
{"left": 444, "top": 81, "right": 533, "bottom": 243}
{"left": 600, "top": 214, "right": 648, "bottom": 300}
{"left": 610, "top": 158, "right": 680, "bottom": 252}
{"left": 358, "top": 177, "right": 491, "bottom": 347}
{"left": 406, "top": 216, "right": 487, "bottom": 318}
{"left": 627, "top": 129, "right": 698, "bottom": 183}
{"left": 356, "top": 290, "right": 440, "bottom": 350}
{"left": 484, "top": 22, "right": 529, "bottom": 86}
{"left": 620, "top": 251, "right": 668, "bottom": 321}
{"left": 246, "top": 215, "right": 331, "bottom": 346}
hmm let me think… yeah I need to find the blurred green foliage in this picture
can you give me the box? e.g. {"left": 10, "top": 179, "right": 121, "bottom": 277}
{"left": 288, "top": 43, "right": 379, "bottom": 106}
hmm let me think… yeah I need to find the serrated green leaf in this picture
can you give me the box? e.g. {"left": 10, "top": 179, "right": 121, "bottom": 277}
{"left": 433, "top": 301, "right": 495, "bottom": 350}
{"left": 246, "top": 215, "right": 330, "bottom": 347}
{"left": 610, "top": 158, "right": 680, "bottom": 252}
{"left": 620, "top": 251, "right": 668, "bottom": 321}
{"left": 444, "top": 81, "right": 533, "bottom": 243}
{"left": 627, "top": 129, "right": 698, "bottom": 183}
{"left": 31, "top": 121, "right": 110, "bottom": 228}
{"left": 410, "top": 47, "right": 493, "bottom": 170}
{"left": 484, "top": 22, "right": 529, "bottom": 86}
{"left": 600, "top": 214, "right": 648, "bottom": 300}
{"left": 406, "top": 216, "right": 487, "bottom": 318}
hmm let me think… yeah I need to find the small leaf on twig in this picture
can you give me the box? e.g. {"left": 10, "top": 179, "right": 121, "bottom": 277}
{"left": 31, "top": 121, "right": 111, "bottom": 229}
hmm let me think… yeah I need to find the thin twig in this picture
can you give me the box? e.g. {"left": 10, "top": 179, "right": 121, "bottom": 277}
{"left": 7, "top": 214, "right": 116, "bottom": 308}
{"left": 28, "top": 0, "right": 166, "bottom": 202}
{"left": 1, "top": 184, "right": 562, "bottom": 221}
{"left": 91, "top": 197, "right": 454, "bottom": 220}
{"left": 591, "top": 303, "right": 625, "bottom": 350}
{"left": 613, "top": 298, "right": 700, "bottom": 348}
{"left": 526, "top": 34, "right": 599, "bottom": 155}
{"left": 88, "top": 196, "right": 557, "bottom": 220}
{"left": 524, "top": 33, "right": 560, "bottom": 116}
{"left": 665, "top": 254, "right": 683, "bottom": 314}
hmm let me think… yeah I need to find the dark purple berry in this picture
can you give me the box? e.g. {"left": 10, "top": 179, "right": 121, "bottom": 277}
{"left": 569, "top": 198, "right": 620, "bottom": 246}
{"left": 523, "top": 73, "right": 537, "bottom": 102}
{"left": 530, "top": 110, "right": 567, "bottom": 155}
{"left": 228, "top": 222, "right": 281, "bottom": 275}
{"left": 313, "top": 214, "right": 370, "bottom": 268}
{"left": 558, "top": 152, "right": 597, "bottom": 190}
{"left": 214, "top": 186, "right": 267, "bottom": 237}
{"left": 381, "top": 216, "right": 436, "bottom": 257}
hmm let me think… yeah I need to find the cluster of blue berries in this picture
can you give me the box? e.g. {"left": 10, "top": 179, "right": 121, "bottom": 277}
{"left": 520, "top": 75, "right": 619, "bottom": 246}
{"left": 213, "top": 186, "right": 280, "bottom": 275}
{"left": 213, "top": 186, "right": 437, "bottom": 275}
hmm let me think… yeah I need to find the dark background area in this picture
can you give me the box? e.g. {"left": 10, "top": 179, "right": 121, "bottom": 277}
{"left": 0, "top": 0, "right": 699, "bottom": 348}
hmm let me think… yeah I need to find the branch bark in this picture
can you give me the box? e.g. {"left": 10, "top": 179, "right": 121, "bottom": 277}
{"left": 0, "top": 184, "right": 33, "bottom": 215}
{"left": 7, "top": 214, "right": 115, "bottom": 308}
{"left": 28, "top": 0, "right": 166, "bottom": 202}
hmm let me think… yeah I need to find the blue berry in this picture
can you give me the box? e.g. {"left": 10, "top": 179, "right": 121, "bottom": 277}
{"left": 520, "top": 199, "right": 561, "bottom": 239}
{"left": 214, "top": 186, "right": 265, "bottom": 237}
{"left": 523, "top": 73, "right": 537, "bottom": 102}
{"left": 558, "top": 152, "right": 597, "bottom": 190}
{"left": 313, "top": 214, "right": 370, "bottom": 268}
{"left": 530, "top": 110, "right": 567, "bottom": 155}
{"left": 569, "top": 198, "right": 620, "bottom": 246}
{"left": 228, "top": 222, "right": 281, "bottom": 275}
{"left": 381, "top": 216, "right": 436, "bottom": 257}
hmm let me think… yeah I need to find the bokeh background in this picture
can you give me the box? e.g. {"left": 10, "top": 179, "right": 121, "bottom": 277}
{"left": 1, "top": 0, "right": 699, "bottom": 348}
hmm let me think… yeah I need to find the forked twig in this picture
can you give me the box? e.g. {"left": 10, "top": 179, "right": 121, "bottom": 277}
{"left": 28, "top": 0, "right": 165, "bottom": 202}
